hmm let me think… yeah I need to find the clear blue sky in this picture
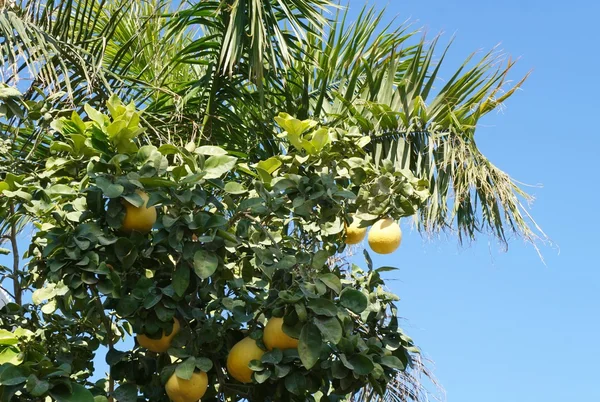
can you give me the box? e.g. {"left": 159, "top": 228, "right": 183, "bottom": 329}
{"left": 2, "top": 1, "right": 599, "bottom": 401}
{"left": 345, "top": 0, "right": 600, "bottom": 401}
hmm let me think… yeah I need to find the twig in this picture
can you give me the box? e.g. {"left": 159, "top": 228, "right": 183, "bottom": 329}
{"left": 0, "top": 285, "right": 16, "bottom": 300}
{"left": 243, "top": 213, "right": 280, "bottom": 251}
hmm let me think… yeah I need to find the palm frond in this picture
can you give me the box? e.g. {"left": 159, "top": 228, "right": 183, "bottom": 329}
{"left": 350, "top": 354, "right": 443, "bottom": 402}
{"left": 253, "top": 5, "right": 545, "bottom": 247}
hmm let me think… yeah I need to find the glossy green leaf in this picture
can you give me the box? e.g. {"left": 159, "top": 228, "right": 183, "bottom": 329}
{"left": 314, "top": 316, "right": 342, "bottom": 344}
{"left": 176, "top": 357, "right": 196, "bottom": 380}
{"left": 193, "top": 250, "right": 218, "bottom": 279}
{"left": 298, "top": 323, "right": 321, "bottom": 370}
{"left": 203, "top": 155, "right": 237, "bottom": 179}
{"left": 340, "top": 288, "right": 368, "bottom": 314}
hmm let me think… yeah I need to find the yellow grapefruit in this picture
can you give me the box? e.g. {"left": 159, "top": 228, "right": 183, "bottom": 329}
{"left": 263, "top": 317, "right": 299, "bottom": 350}
{"left": 165, "top": 371, "right": 208, "bottom": 402}
{"left": 344, "top": 218, "right": 367, "bottom": 245}
{"left": 226, "top": 337, "right": 264, "bottom": 383}
{"left": 136, "top": 318, "right": 180, "bottom": 353}
{"left": 122, "top": 190, "right": 157, "bottom": 233}
{"left": 368, "top": 218, "right": 402, "bottom": 254}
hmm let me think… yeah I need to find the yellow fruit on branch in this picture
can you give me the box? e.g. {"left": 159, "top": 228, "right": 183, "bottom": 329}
{"left": 121, "top": 190, "right": 157, "bottom": 233}
{"left": 368, "top": 218, "right": 402, "bottom": 254}
{"left": 165, "top": 371, "right": 208, "bottom": 402}
{"left": 136, "top": 318, "right": 180, "bottom": 353}
{"left": 226, "top": 337, "right": 265, "bottom": 383}
{"left": 263, "top": 317, "right": 299, "bottom": 350}
{"left": 344, "top": 218, "right": 367, "bottom": 245}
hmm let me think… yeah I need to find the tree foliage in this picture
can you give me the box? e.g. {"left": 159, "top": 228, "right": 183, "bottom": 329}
{"left": 0, "top": 0, "right": 542, "bottom": 401}
{"left": 1, "top": 96, "right": 430, "bottom": 401}
{"left": 0, "top": 0, "right": 544, "bottom": 246}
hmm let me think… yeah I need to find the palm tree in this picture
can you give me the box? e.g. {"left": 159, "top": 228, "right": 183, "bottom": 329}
{"left": 0, "top": 0, "right": 545, "bottom": 400}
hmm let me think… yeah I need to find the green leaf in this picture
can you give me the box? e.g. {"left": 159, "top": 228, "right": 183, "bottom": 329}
{"left": 311, "top": 250, "right": 329, "bottom": 269}
{"left": 232, "top": 306, "right": 253, "bottom": 323}
{"left": 332, "top": 360, "right": 349, "bottom": 379}
{"left": 254, "top": 369, "right": 272, "bottom": 384}
{"left": 224, "top": 182, "right": 247, "bottom": 195}
{"left": 0, "top": 330, "right": 18, "bottom": 346}
{"left": 0, "top": 346, "right": 21, "bottom": 365}
{"left": 0, "top": 86, "right": 22, "bottom": 98}
{"left": 318, "top": 273, "right": 342, "bottom": 294}
{"left": 320, "top": 217, "right": 344, "bottom": 235}
{"left": 284, "top": 371, "right": 307, "bottom": 395}
{"left": 44, "top": 184, "right": 76, "bottom": 196}
{"left": 310, "top": 127, "right": 330, "bottom": 152}
{"left": 273, "top": 364, "right": 291, "bottom": 378}
{"left": 143, "top": 292, "right": 162, "bottom": 309}
{"left": 50, "top": 383, "right": 94, "bottom": 402}
{"left": 195, "top": 357, "right": 213, "bottom": 372}
{"left": 172, "top": 265, "right": 190, "bottom": 297}
{"left": 313, "top": 316, "right": 342, "bottom": 344}
{"left": 294, "top": 303, "right": 308, "bottom": 322}
{"left": 106, "top": 349, "right": 126, "bottom": 366}
{"left": 0, "top": 364, "right": 25, "bottom": 386}
{"left": 275, "top": 114, "right": 316, "bottom": 136}
{"left": 256, "top": 157, "right": 282, "bottom": 174}
{"left": 26, "top": 375, "right": 50, "bottom": 396}
{"left": 96, "top": 177, "right": 125, "bottom": 198}
{"left": 84, "top": 104, "right": 107, "bottom": 126}
{"left": 262, "top": 349, "right": 283, "bottom": 364}
{"left": 379, "top": 355, "right": 406, "bottom": 370}
{"left": 375, "top": 266, "right": 399, "bottom": 273}
{"left": 176, "top": 357, "right": 196, "bottom": 380}
{"left": 307, "top": 298, "right": 338, "bottom": 317}
{"left": 298, "top": 323, "right": 322, "bottom": 370}
{"left": 279, "top": 290, "right": 303, "bottom": 303}
{"left": 195, "top": 146, "right": 227, "bottom": 156}
{"left": 349, "top": 354, "right": 375, "bottom": 376}
{"left": 340, "top": 288, "right": 368, "bottom": 314}
{"left": 193, "top": 250, "right": 218, "bottom": 279}
{"left": 116, "top": 295, "right": 138, "bottom": 317}
{"left": 203, "top": 155, "right": 237, "bottom": 179}
{"left": 112, "top": 383, "right": 137, "bottom": 402}
{"left": 41, "top": 299, "right": 57, "bottom": 314}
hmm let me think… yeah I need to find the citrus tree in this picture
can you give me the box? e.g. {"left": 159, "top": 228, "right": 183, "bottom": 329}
{"left": 0, "top": 96, "right": 430, "bottom": 401}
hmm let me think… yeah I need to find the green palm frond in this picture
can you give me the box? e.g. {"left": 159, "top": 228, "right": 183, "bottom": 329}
{"left": 0, "top": 2, "right": 110, "bottom": 100}
{"left": 217, "top": 0, "right": 334, "bottom": 81}
{"left": 350, "top": 354, "right": 443, "bottom": 402}
{"left": 251, "top": 5, "right": 545, "bottom": 248}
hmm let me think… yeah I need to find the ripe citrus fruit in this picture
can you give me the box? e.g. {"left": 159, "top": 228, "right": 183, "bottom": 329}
{"left": 226, "top": 337, "right": 265, "bottom": 383}
{"left": 263, "top": 317, "right": 299, "bottom": 350}
{"left": 165, "top": 371, "right": 208, "bottom": 402}
{"left": 368, "top": 218, "right": 402, "bottom": 254}
{"left": 121, "top": 190, "right": 157, "bottom": 233}
{"left": 136, "top": 318, "right": 180, "bottom": 353}
{"left": 344, "top": 218, "right": 367, "bottom": 245}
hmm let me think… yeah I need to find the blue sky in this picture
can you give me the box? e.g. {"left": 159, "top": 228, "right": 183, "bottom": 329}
{"left": 344, "top": 0, "right": 600, "bottom": 401}
{"left": 2, "top": 0, "right": 599, "bottom": 401}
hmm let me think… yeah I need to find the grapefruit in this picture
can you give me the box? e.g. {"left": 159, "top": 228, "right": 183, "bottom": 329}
{"left": 368, "top": 218, "right": 402, "bottom": 254}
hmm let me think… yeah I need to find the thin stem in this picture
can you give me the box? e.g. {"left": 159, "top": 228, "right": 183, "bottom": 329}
{"left": 0, "top": 285, "right": 16, "bottom": 300}
{"left": 243, "top": 213, "right": 280, "bottom": 251}
{"left": 9, "top": 204, "right": 21, "bottom": 305}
